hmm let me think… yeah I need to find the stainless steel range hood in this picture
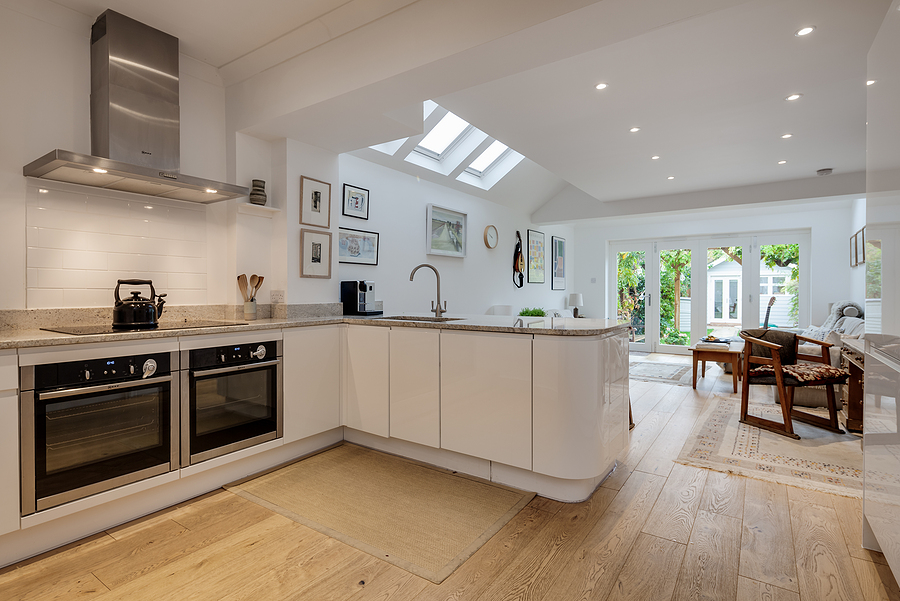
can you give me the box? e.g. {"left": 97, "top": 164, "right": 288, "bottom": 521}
{"left": 23, "top": 10, "right": 248, "bottom": 203}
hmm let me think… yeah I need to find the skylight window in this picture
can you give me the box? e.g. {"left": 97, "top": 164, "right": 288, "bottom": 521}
{"left": 415, "top": 111, "right": 471, "bottom": 159}
{"left": 465, "top": 140, "right": 509, "bottom": 176}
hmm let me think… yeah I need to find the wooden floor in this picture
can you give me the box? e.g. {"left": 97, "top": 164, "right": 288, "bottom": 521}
{"left": 2, "top": 354, "right": 898, "bottom": 601}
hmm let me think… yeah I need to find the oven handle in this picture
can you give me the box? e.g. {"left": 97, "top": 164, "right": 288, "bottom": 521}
{"left": 191, "top": 359, "right": 281, "bottom": 378}
{"left": 38, "top": 374, "right": 174, "bottom": 401}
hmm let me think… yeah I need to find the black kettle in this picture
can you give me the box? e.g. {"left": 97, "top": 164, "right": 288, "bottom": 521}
{"left": 113, "top": 279, "right": 167, "bottom": 329}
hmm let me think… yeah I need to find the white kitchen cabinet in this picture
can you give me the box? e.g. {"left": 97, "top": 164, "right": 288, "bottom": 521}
{"left": 390, "top": 327, "right": 440, "bottom": 448}
{"left": 0, "top": 350, "right": 20, "bottom": 536}
{"left": 343, "top": 325, "right": 390, "bottom": 438}
{"left": 282, "top": 326, "right": 341, "bottom": 443}
{"left": 441, "top": 330, "right": 532, "bottom": 470}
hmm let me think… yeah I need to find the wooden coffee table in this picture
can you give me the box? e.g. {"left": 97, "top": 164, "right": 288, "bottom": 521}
{"left": 689, "top": 341, "right": 744, "bottom": 393}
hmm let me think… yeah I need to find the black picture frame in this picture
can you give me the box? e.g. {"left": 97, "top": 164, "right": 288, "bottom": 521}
{"left": 342, "top": 184, "right": 370, "bottom": 220}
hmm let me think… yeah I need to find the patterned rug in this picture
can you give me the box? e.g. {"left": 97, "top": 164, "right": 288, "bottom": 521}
{"left": 676, "top": 395, "right": 867, "bottom": 497}
{"left": 629, "top": 361, "right": 693, "bottom": 386}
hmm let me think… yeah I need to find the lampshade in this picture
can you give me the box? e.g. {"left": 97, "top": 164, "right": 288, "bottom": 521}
{"left": 568, "top": 293, "right": 584, "bottom": 308}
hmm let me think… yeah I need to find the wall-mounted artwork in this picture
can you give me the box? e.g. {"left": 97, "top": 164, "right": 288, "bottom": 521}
{"left": 551, "top": 235, "right": 566, "bottom": 290}
{"left": 300, "top": 228, "right": 332, "bottom": 278}
{"left": 300, "top": 176, "right": 331, "bottom": 228}
{"left": 851, "top": 232, "right": 858, "bottom": 267}
{"left": 426, "top": 204, "right": 466, "bottom": 258}
{"left": 856, "top": 227, "right": 866, "bottom": 265}
{"left": 342, "top": 184, "right": 369, "bottom": 220}
{"left": 528, "top": 229, "right": 545, "bottom": 284}
{"left": 338, "top": 227, "right": 379, "bottom": 265}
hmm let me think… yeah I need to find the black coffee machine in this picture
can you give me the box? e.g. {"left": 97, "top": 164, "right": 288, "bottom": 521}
{"left": 340, "top": 280, "right": 383, "bottom": 316}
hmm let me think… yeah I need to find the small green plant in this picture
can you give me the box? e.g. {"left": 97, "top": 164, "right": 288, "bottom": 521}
{"left": 518, "top": 307, "right": 546, "bottom": 316}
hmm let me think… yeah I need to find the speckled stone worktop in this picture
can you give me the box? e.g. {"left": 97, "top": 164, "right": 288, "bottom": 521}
{"left": 0, "top": 313, "right": 629, "bottom": 350}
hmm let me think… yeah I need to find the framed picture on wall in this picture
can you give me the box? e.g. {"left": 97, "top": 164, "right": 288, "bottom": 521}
{"left": 856, "top": 227, "right": 866, "bottom": 265}
{"left": 300, "top": 229, "right": 332, "bottom": 278}
{"left": 527, "top": 229, "right": 545, "bottom": 284}
{"left": 426, "top": 204, "right": 467, "bottom": 257}
{"left": 342, "top": 184, "right": 369, "bottom": 220}
{"left": 300, "top": 176, "right": 331, "bottom": 228}
{"left": 551, "top": 236, "right": 566, "bottom": 290}
{"left": 338, "top": 227, "right": 379, "bottom": 265}
{"left": 850, "top": 232, "right": 858, "bottom": 267}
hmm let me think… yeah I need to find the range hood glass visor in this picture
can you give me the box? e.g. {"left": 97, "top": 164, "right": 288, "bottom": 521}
{"left": 23, "top": 149, "right": 248, "bottom": 202}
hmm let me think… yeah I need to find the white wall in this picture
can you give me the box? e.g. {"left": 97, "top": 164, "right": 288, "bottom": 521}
{"left": 575, "top": 198, "right": 861, "bottom": 327}
{"left": 337, "top": 155, "right": 575, "bottom": 315}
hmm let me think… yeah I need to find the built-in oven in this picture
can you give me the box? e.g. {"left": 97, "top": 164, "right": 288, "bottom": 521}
{"left": 20, "top": 351, "right": 179, "bottom": 515}
{"left": 181, "top": 340, "right": 282, "bottom": 466}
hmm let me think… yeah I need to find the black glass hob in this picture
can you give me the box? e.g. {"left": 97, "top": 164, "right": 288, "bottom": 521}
{"left": 42, "top": 320, "right": 247, "bottom": 336}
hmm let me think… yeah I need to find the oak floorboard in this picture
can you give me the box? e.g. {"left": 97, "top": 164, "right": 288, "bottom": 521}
{"left": 672, "top": 510, "right": 741, "bottom": 601}
{"left": 830, "top": 495, "right": 890, "bottom": 565}
{"left": 652, "top": 384, "right": 693, "bottom": 413}
{"left": 537, "top": 470, "right": 667, "bottom": 601}
{"left": 851, "top": 557, "right": 900, "bottom": 601}
{"left": 790, "top": 501, "right": 865, "bottom": 601}
{"left": 528, "top": 496, "right": 565, "bottom": 516}
{"left": 641, "top": 463, "right": 708, "bottom": 544}
{"left": 740, "top": 479, "right": 799, "bottom": 593}
{"left": 785, "top": 485, "right": 834, "bottom": 510}
{"left": 606, "top": 533, "right": 686, "bottom": 601}
{"left": 601, "top": 410, "right": 673, "bottom": 491}
{"left": 735, "top": 577, "right": 800, "bottom": 601}
{"left": 412, "top": 504, "right": 553, "bottom": 601}
{"left": 283, "top": 553, "right": 397, "bottom": 601}
{"left": 634, "top": 413, "right": 699, "bottom": 477}
{"left": 699, "top": 470, "right": 745, "bottom": 520}
{"left": 471, "top": 487, "right": 618, "bottom": 601}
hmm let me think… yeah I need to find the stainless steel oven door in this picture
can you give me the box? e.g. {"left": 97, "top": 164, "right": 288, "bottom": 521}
{"left": 21, "top": 375, "right": 179, "bottom": 515}
{"left": 182, "top": 359, "right": 283, "bottom": 466}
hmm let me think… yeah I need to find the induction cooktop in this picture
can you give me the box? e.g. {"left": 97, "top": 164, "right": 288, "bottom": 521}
{"left": 42, "top": 320, "right": 248, "bottom": 336}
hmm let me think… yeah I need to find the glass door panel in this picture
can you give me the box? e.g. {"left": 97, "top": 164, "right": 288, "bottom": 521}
{"left": 616, "top": 250, "right": 647, "bottom": 347}
{"left": 759, "top": 243, "right": 799, "bottom": 328}
{"left": 707, "top": 246, "right": 743, "bottom": 339}
{"left": 659, "top": 248, "right": 691, "bottom": 347}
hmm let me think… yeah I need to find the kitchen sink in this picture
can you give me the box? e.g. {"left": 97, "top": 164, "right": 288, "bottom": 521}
{"left": 380, "top": 315, "right": 464, "bottom": 322}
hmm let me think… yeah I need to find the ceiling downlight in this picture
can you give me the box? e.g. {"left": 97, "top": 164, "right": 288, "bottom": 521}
{"left": 795, "top": 26, "right": 815, "bottom": 36}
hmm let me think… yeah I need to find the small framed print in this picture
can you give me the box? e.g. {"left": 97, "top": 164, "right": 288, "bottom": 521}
{"left": 338, "top": 227, "right": 379, "bottom": 265}
{"left": 551, "top": 235, "right": 566, "bottom": 290}
{"left": 856, "top": 227, "right": 866, "bottom": 265}
{"left": 527, "top": 229, "right": 545, "bottom": 284}
{"left": 300, "top": 176, "right": 331, "bottom": 228}
{"left": 342, "top": 184, "right": 369, "bottom": 220}
{"left": 850, "top": 233, "right": 858, "bottom": 267}
{"left": 300, "top": 228, "right": 332, "bottom": 278}
{"left": 426, "top": 204, "right": 467, "bottom": 258}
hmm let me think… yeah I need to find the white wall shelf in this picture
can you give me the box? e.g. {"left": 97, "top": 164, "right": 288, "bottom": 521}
{"left": 238, "top": 203, "right": 280, "bottom": 218}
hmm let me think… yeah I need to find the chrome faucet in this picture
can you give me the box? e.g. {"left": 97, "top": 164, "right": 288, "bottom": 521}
{"left": 409, "top": 263, "right": 447, "bottom": 317}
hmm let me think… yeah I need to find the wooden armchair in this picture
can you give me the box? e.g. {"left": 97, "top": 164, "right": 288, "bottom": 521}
{"left": 739, "top": 329, "right": 848, "bottom": 439}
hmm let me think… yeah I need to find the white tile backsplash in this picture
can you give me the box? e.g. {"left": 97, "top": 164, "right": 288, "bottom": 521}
{"left": 26, "top": 184, "right": 211, "bottom": 309}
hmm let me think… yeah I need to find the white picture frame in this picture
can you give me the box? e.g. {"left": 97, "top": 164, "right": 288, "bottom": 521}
{"left": 300, "top": 176, "right": 331, "bottom": 229}
{"left": 426, "top": 204, "right": 467, "bottom": 258}
{"left": 300, "top": 228, "right": 332, "bottom": 278}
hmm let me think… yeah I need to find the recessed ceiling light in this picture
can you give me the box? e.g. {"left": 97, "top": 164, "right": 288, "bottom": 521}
{"left": 595, "top": 83, "right": 608, "bottom": 90}
{"left": 795, "top": 26, "right": 815, "bottom": 36}
{"left": 785, "top": 93, "right": 802, "bottom": 101}
{"left": 781, "top": 133, "right": 793, "bottom": 139}
{"left": 778, "top": 160, "right": 787, "bottom": 165}
{"left": 144, "top": 205, "right": 153, "bottom": 209}
{"left": 867, "top": 80, "right": 877, "bottom": 86}
{"left": 205, "top": 189, "right": 217, "bottom": 194}
{"left": 667, "top": 176, "right": 675, "bottom": 180}
{"left": 92, "top": 168, "right": 107, "bottom": 174}
{"left": 651, "top": 155, "right": 660, "bottom": 160}
{"left": 38, "top": 188, "right": 48, "bottom": 194}
{"left": 630, "top": 127, "right": 640, "bottom": 133}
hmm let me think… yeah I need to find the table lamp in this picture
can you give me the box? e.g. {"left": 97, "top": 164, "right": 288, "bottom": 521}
{"left": 568, "top": 293, "right": 584, "bottom": 318}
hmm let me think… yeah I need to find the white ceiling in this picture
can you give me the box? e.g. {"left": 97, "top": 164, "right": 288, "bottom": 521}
{"left": 48, "top": 0, "right": 892, "bottom": 219}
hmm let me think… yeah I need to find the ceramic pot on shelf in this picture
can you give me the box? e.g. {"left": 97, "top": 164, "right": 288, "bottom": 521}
{"left": 249, "top": 179, "right": 267, "bottom": 206}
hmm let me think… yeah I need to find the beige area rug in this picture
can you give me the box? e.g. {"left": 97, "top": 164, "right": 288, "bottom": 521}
{"left": 676, "top": 395, "right": 874, "bottom": 497}
{"left": 227, "top": 443, "right": 535, "bottom": 583}
{"left": 630, "top": 361, "right": 693, "bottom": 386}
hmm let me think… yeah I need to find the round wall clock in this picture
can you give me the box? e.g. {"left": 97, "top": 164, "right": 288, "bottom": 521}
{"left": 483, "top": 225, "right": 499, "bottom": 249}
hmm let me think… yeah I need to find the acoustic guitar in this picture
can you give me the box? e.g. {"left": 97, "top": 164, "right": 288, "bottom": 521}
{"left": 763, "top": 296, "right": 776, "bottom": 329}
{"left": 513, "top": 231, "right": 525, "bottom": 288}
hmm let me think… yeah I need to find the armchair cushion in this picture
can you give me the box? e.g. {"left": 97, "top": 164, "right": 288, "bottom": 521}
{"left": 748, "top": 363, "right": 848, "bottom": 386}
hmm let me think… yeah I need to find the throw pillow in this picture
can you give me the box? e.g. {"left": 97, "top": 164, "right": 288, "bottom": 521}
{"left": 843, "top": 306, "right": 859, "bottom": 317}
{"left": 801, "top": 326, "right": 826, "bottom": 341}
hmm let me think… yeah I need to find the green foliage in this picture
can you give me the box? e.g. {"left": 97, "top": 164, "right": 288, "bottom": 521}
{"left": 659, "top": 249, "right": 691, "bottom": 345}
{"left": 616, "top": 252, "right": 645, "bottom": 335}
{"left": 760, "top": 244, "right": 800, "bottom": 281}
{"left": 518, "top": 307, "right": 546, "bottom": 316}
{"left": 866, "top": 241, "right": 882, "bottom": 299}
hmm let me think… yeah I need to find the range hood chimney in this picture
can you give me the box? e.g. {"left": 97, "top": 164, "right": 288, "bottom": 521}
{"left": 23, "top": 10, "right": 248, "bottom": 202}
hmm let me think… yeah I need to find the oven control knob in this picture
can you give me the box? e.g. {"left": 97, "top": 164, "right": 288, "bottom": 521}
{"left": 142, "top": 359, "right": 157, "bottom": 379}
{"left": 250, "top": 345, "right": 266, "bottom": 360}
{"left": 84, "top": 369, "right": 91, "bottom": 381}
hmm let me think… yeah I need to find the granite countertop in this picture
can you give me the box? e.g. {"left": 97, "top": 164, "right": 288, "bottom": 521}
{"left": 0, "top": 314, "right": 630, "bottom": 350}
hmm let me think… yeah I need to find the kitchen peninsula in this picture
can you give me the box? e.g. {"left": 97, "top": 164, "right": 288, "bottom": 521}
{"left": 0, "top": 312, "right": 629, "bottom": 568}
